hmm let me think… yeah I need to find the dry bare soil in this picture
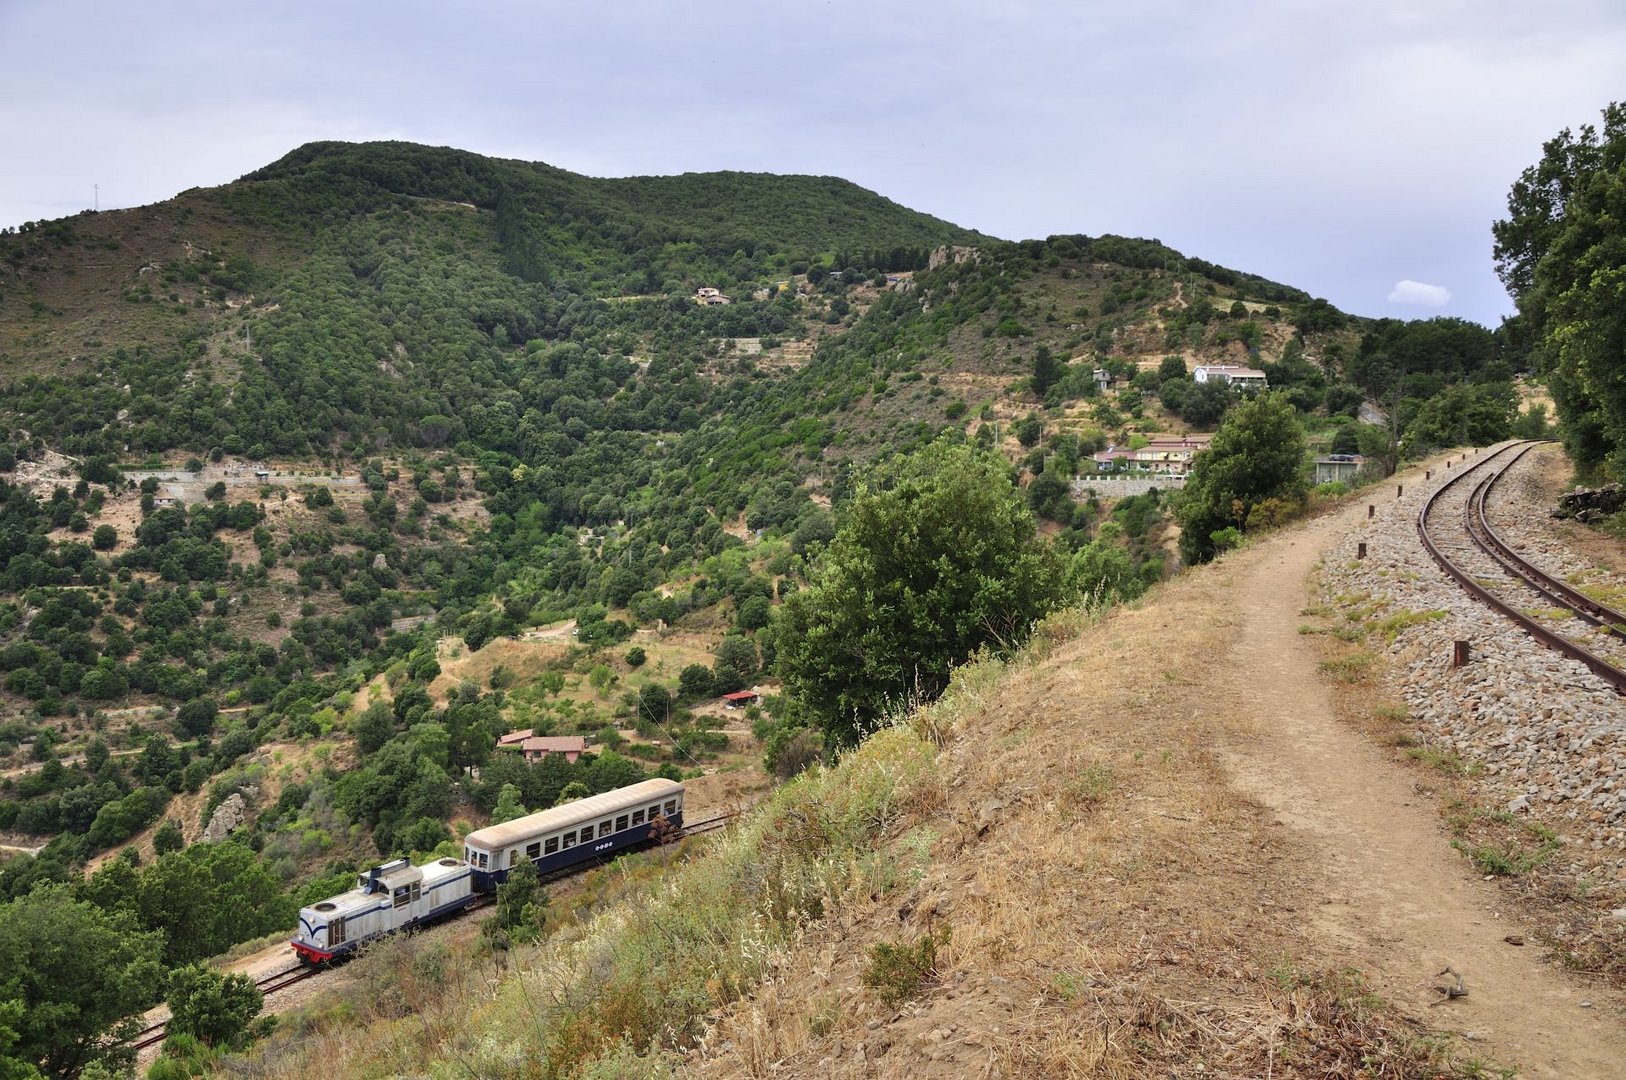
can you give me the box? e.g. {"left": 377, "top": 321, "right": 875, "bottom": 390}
{"left": 693, "top": 453, "right": 1625, "bottom": 1079}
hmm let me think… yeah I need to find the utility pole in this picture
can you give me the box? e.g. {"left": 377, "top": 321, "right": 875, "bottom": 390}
{"left": 93, "top": 184, "right": 98, "bottom": 212}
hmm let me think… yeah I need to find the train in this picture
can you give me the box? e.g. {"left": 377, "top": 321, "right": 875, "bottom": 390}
{"left": 290, "top": 778, "right": 685, "bottom": 963}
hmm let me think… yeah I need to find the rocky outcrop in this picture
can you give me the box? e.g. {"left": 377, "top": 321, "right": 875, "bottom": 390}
{"left": 1555, "top": 485, "right": 1626, "bottom": 523}
{"left": 203, "top": 791, "right": 249, "bottom": 842}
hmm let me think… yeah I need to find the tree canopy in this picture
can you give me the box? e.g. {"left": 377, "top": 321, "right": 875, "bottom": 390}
{"left": 1494, "top": 101, "right": 1626, "bottom": 476}
{"left": 0, "top": 884, "right": 164, "bottom": 1079}
{"left": 774, "top": 442, "right": 1067, "bottom": 746}
{"left": 1177, "top": 393, "right": 1308, "bottom": 564}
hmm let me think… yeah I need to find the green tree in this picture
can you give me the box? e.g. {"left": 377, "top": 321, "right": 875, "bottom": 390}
{"left": 1068, "top": 522, "right": 1143, "bottom": 604}
{"left": 483, "top": 857, "right": 549, "bottom": 945}
{"left": 1032, "top": 345, "right": 1063, "bottom": 396}
{"left": 353, "top": 700, "right": 395, "bottom": 756}
{"left": 0, "top": 884, "right": 164, "bottom": 1078}
{"left": 175, "top": 697, "right": 218, "bottom": 739}
{"left": 163, "top": 965, "right": 265, "bottom": 1049}
{"left": 91, "top": 525, "right": 117, "bottom": 551}
{"left": 1493, "top": 101, "right": 1626, "bottom": 475}
{"left": 152, "top": 819, "right": 184, "bottom": 855}
{"left": 1157, "top": 355, "right": 1188, "bottom": 382}
{"left": 491, "top": 782, "right": 527, "bottom": 824}
{"left": 775, "top": 442, "right": 1067, "bottom": 746}
{"left": 553, "top": 781, "right": 590, "bottom": 806}
{"left": 1180, "top": 380, "right": 1234, "bottom": 428}
{"left": 677, "top": 663, "right": 714, "bottom": 700}
{"left": 1177, "top": 393, "right": 1308, "bottom": 564}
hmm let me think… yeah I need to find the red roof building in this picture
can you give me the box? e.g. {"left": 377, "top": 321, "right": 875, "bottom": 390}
{"left": 720, "top": 690, "right": 760, "bottom": 708}
{"left": 497, "top": 733, "right": 588, "bottom": 763}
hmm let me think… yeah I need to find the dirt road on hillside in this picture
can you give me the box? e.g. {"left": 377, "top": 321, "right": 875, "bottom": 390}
{"left": 1218, "top": 465, "right": 1626, "bottom": 1077}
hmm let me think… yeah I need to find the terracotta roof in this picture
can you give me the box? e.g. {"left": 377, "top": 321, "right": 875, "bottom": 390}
{"left": 519, "top": 735, "right": 588, "bottom": 754}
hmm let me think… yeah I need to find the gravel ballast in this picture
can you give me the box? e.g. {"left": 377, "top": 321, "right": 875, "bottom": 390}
{"left": 1317, "top": 443, "right": 1626, "bottom": 894}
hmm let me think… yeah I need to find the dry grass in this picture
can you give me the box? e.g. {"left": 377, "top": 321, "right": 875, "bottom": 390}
{"left": 225, "top": 561, "right": 1494, "bottom": 1080}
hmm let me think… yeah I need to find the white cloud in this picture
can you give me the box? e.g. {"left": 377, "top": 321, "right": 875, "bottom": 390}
{"left": 1388, "top": 279, "right": 1452, "bottom": 306}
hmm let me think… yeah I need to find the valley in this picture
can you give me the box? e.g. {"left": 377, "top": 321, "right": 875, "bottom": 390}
{"left": 0, "top": 140, "right": 1598, "bottom": 1078}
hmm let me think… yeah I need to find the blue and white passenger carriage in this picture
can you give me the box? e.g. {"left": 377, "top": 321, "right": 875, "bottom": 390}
{"left": 463, "top": 777, "right": 684, "bottom": 889}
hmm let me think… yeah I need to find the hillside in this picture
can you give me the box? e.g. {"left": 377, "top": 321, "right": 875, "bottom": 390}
{"left": 0, "top": 142, "right": 1554, "bottom": 1079}
{"left": 216, "top": 450, "right": 1625, "bottom": 1079}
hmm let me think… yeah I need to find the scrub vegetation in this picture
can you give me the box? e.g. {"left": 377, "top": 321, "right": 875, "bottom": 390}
{"left": 0, "top": 136, "right": 1555, "bottom": 1076}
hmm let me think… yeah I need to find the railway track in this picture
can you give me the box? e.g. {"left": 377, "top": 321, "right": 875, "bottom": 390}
{"left": 1417, "top": 439, "right": 1626, "bottom": 693}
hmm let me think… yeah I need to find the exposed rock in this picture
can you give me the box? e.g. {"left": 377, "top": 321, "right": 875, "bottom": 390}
{"left": 204, "top": 791, "right": 248, "bottom": 842}
{"left": 1555, "top": 484, "right": 1626, "bottom": 520}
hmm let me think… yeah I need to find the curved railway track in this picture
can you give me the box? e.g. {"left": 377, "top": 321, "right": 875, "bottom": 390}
{"left": 130, "top": 808, "right": 736, "bottom": 1052}
{"left": 1417, "top": 439, "right": 1626, "bottom": 694}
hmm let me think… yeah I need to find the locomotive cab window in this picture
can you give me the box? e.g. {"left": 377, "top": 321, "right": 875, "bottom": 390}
{"left": 615, "top": 814, "right": 629, "bottom": 832}
{"left": 598, "top": 820, "right": 613, "bottom": 838}
{"left": 544, "top": 837, "right": 559, "bottom": 855}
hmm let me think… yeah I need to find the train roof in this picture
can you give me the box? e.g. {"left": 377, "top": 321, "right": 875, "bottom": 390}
{"left": 298, "top": 857, "right": 471, "bottom": 922}
{"left": 464, "top": 778, "right": 683, "bottom": 852}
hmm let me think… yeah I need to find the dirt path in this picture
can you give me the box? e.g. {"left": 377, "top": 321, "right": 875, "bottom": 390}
{"left": 1217, "top": 463, "right": 1626, "bottom": 1077}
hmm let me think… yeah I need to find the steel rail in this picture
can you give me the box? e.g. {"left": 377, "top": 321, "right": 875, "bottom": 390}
{"left": 1417, "top": 441, "right": 1626, "bottom": 694}
{"left": 1474, "top": 449, "right": 1626, "bottom": 638}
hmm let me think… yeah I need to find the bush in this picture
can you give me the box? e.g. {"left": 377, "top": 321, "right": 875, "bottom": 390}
{"left": 863, "top": 927, "right": 947, "bottom": 1005}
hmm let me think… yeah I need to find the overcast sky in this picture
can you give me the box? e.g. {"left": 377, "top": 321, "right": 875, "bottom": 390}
{"left": 2, "top": 1, "right": 1621, "bottom": 326}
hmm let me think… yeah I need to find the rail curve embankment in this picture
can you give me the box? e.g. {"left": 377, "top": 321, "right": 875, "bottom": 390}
{"left": 1322, "top": 441, "right": 1626, "bottom": 862}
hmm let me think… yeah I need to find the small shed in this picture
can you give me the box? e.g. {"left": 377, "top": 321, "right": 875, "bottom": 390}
{"left": 1315, "top": 454, "right": 1366, "bottom": 484}
{"left": 720, "top": 690, "right": 760, "bottom": 709}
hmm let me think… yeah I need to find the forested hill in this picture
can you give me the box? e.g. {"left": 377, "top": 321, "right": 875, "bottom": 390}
{"left": 243, "top": 140, "right": 982, "bottom": 272}
{"left": 0, "top": 140, "right": 979, "bottom": 460}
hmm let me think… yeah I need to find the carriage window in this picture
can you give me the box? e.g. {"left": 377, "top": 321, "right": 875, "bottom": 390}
{"left": 477, "top": 852, "right": 488, "bottom": 869}
{"left": 615, "top": 814, "right": 629, "bottom": 831}
{"left": 329, "top": 917, "right": 346, "bottom": 946}
{"left": 526, "top": 842, "right": 541, "bottom": 860}
{"left": 632, "top": 809, "right": 645, "bottom": 826}
{"left": 648, "top": 804, "right": 661, "bottom": 819}
{"left": 562, "top": 831, "right": 577, "bottom": 848}
{"left": 598, "top": 820, "right": 613, "bottom": 838}
{"left": 664, "top": 800, "right": 677, "bottom": 816}
{"left": 544, "top": 837, "right": 558, "bottom": 854}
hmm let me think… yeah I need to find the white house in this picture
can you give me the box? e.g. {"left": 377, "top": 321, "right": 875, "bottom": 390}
{"left": 1193, "top": 364, "right": 1268, "bottom": 389}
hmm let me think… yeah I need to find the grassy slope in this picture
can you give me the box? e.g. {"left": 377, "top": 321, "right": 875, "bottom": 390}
{"left": 231, "top": 535, "right": 1496, "bottom": 1080}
